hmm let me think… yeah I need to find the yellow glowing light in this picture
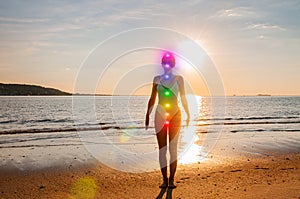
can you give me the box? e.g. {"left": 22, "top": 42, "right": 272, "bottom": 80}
{"left": 165, "top": 103, "right": 170, "bottom": 108}
{"left": 120, "top": 131, "right": 130, "bottom": 143}
{"left": 70, "top": 177, "right": 97, "bottom": 199}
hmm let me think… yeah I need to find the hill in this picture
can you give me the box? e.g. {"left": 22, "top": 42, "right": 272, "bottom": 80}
{"left": 0, "top": 83, "right": 71, "bottom": 96}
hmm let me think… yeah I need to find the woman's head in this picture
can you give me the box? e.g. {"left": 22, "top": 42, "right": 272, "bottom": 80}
{"left": 161, "top": 52, "right": 175, "bottom": 69}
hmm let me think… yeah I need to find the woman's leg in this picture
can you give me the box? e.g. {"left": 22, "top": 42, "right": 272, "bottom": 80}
{"left": 155, "top": 110, "right": 168, "bottom": 187}
{"left": 168, "top": 111, "right": 181, "bottom": 187}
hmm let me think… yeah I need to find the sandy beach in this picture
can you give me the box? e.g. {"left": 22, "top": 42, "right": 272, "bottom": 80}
{"left": 0, "top": 154, "right": 299, "bottom": 198}
{"left": 1, "top": 143, "right": 299, "bottom": 199}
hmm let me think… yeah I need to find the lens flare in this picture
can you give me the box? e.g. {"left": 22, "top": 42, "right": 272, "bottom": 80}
{"left": 120, "top": 131, "right": 130, "bottom": 143}
{"left": 70, "top": 177, "right": 97, "bottom": 199}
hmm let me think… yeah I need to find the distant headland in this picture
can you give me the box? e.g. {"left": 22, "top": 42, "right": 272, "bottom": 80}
{"left": 0, "top": 83, "right": 71, "bottom": 96}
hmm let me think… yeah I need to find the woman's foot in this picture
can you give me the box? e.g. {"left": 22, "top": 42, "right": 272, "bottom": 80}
{"left": 168, "top": 178, "right": 176, "bottom": 189}
{"left": 159, "top": 178, "right": 168, "bottom": 188}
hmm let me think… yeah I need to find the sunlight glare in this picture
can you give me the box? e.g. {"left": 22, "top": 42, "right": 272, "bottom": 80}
{"left": 178, "top": 95, "right": 207, "bottom": 164}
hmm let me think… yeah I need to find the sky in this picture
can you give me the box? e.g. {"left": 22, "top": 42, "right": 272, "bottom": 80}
{"left": 0, "top": 0, "right": 299, "bottom": 96}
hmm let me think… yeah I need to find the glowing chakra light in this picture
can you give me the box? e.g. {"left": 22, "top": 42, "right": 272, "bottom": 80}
{"left": 165, "top": 112, "right": 170, "bottom": 117}
{"left": 164, "top": 90, "right": 171, "bottom": 96}
{"left": 165, "top": 53, "right": 170, "bottom": 57}
{"left": 165, "top": 120, "right": 170, "bottom": 125}
{"left": 164, "top": 64, "right": 170, "bottom": 68}
{"left": 164, "top": 74, "right": 169, "bottom": 79}
{"left": 165, "top": 103, "right": 170, "bottom": 108}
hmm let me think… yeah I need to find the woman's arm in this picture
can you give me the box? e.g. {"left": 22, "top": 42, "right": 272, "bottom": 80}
{"left": 178, "top": 76, "right": 190, "bottom": 127}
{"left": 145, "top": 76, "right": 158, "bottom": 130}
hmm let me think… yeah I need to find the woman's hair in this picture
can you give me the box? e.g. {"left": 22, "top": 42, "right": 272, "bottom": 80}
{"left": 162, "top": 52, "right": 175, "bottom": 67}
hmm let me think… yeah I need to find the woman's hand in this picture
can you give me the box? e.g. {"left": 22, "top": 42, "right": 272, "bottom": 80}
{"left": 145, "top": 114, "right": 150, "bottom": 130}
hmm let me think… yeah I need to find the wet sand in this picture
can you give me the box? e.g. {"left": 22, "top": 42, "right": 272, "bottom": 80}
{"left": 0, "top": 152, "right": 299, "bottom": 199}
{"left": 1, "top": 129, "right": 300, "bottom": 198}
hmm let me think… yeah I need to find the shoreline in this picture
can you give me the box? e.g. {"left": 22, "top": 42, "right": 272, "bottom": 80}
{"left": 0, "top": 153, "right": 299, "bottom": 199}
{"left": 0, "top": 119, "right": 299, "bottom": 198}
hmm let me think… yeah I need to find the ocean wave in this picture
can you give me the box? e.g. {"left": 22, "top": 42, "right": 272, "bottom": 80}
{"left": 230, "top": 129, "right": 300, "bottom": 133}
{"left": 0, "top": 134, "right": 77, "bottom": 145}
{"left": 196, "top": 116, "right": 299, "bottom": 121}
{"left": 19, "top": 118, "right": 74, "bottom": 124}
{"left": 0, "top": 125, "right": 150, "bottom": 135}
{"left": 0, "top": 119, "right": 18, "bottom": 124}
{"left": 220, "top": 120, "right": 300, "bottom": 126}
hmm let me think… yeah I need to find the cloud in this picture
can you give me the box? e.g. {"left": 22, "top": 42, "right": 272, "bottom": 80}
{"left": 212, "top": 6, "right": 258, "bottom": 19}
{"left": 246, "top": 23, "right": 286, "bottom": 31}
{"left": 0, "top": 17, "right": 49, "bottom": 23}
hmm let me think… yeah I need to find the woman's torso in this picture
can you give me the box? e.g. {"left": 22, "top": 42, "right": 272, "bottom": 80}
{"left": 156, "top": 75, "right": 180, "bottom": 115}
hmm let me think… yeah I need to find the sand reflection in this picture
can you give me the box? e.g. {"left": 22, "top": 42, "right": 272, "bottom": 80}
{"left": 178, "top": 95, "right": 208, "bottom": 164}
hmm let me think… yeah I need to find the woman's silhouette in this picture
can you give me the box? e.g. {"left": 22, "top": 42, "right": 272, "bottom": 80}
{"left": 145, "top": 52, "right": 190, "bottom": 189}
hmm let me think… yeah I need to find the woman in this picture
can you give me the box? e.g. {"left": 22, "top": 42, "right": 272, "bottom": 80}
{"left": 145, "top": 52, "right": 190, "bottom": 189}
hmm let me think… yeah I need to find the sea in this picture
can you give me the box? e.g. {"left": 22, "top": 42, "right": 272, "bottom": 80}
{"left": 0, "top": 96, "right": 299, "bottom": 135}
{"left": 0, "top": 96, "right": 299, "bottom": 171}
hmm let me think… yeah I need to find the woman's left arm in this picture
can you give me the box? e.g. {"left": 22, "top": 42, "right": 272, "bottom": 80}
{"left": 145, "top": 76, "right": 158, "bottom": 130}
{"left": 178, "top": 76, "right": 190, "bottom": 127}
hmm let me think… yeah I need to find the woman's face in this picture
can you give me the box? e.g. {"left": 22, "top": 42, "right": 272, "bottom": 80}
{"left": 162, "top": 61, "right": 175, "bottom": 73}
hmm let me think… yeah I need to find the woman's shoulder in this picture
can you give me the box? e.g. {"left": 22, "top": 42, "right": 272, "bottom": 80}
{"left": 175, "top": 75, "right": 184, "bottom": 82}
{"left": 153, "top": 75, "right": 161, "bottom": 83}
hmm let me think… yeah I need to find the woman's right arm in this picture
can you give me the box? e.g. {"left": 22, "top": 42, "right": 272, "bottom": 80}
{"left": 145, "top": 77, "right": 158, "bottom": 130}
{"left": 178, "top": 76, "right": 190, "bottom": 127}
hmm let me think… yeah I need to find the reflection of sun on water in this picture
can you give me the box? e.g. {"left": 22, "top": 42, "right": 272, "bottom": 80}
{"left": 178, "top": 95, "right": 208, "bottom": 164}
